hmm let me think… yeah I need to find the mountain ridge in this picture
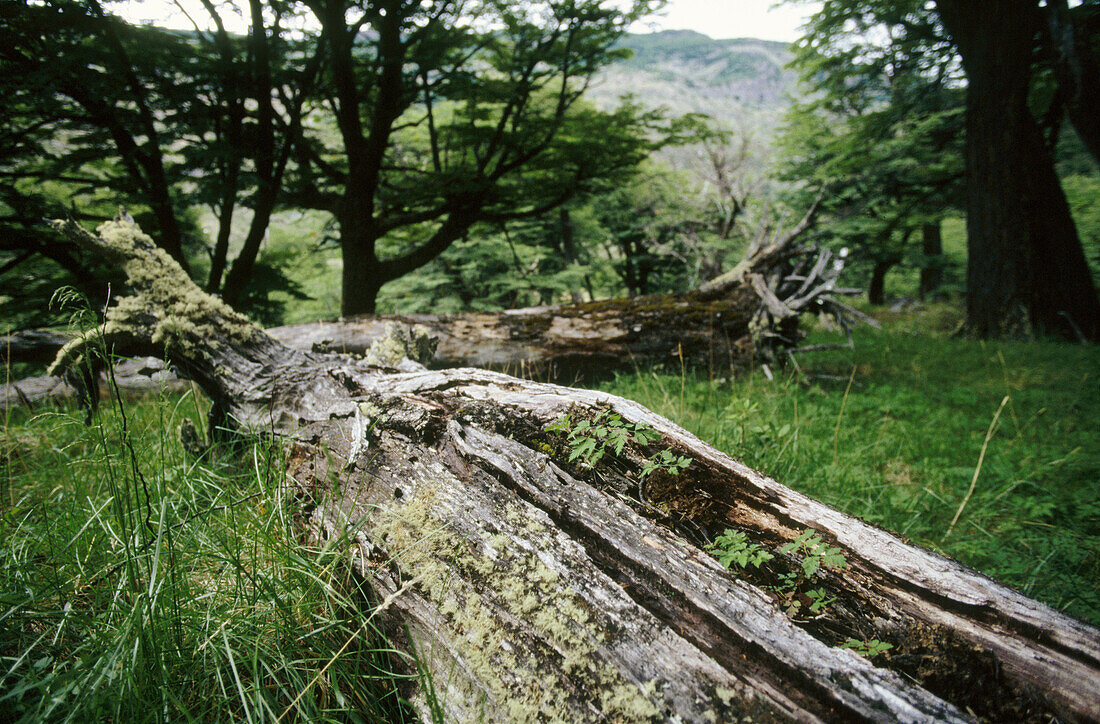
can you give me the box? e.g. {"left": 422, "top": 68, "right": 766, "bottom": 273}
{"left": 590, "top": 29, "right": 797, "bottom": 133}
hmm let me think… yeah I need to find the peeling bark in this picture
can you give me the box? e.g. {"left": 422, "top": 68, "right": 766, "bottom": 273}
{"left": 39, "top": 218, "right": 1100, "bottom": 723}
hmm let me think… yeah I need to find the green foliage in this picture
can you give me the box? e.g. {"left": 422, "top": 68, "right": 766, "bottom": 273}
{"left": 378, "top": 156, "right": 743, "bottom": 312}
{"left": 547, "top": 411, "right": 656, "bottom": 466}
{"left": 806, "top": 588, "right": 837, "bottom": 614}
{"left": 597, "top": 308, "right": 1100, "bottom": 625}
{"left": 2, "top": 0, "right": 677, "bottom": 319}
{"left": 777, "top": 1, "right": 965, "bottom": 302}
{"left": 0, "top": 0, "right": 311, "bottom": 314}
{"left": 640, "top": 449, "right": 693, "bottom": 479}
{"left": 840, "top": 638, "right": 894, "bottom": 658}
{"left": 781, "top": 529, "right": 848, "bottom": 578}
{"left": 706, "top": 530, "right": 774, "bottom": 570}
{"left": 545, "top": 410, "right": 691, "bottom": 479}
{"left": 0, "top": 391, "right": 420, "bottom": 722}
{"left": 290, "top": 0, "right": 672, "bottom": 314}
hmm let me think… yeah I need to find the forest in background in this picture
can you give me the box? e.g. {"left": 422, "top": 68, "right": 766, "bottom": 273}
{"left": 3, "top": 1, "right": 1098, "bottom": 334}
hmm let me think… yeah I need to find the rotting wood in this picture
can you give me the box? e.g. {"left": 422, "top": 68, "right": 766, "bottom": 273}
{"left": 41, "top": 218, "right": 1100, "bottom": 723}
{"left": 1, "top": 328, "right": 71, "bottom": 364}
{"left": 269, "top": 199, "right": 870, "bottom": 380}
{"left": 5, "top": 197, "right": 858, "bottom": 391}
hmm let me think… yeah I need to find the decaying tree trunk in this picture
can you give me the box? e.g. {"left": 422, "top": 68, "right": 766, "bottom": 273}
{"left": 270, "top": 194, "right": 869, "bottom": 378}
{"left": 41, "top": 218, "right": 1100, "bottom": 723}
{"left": 5, "top": 198, "right": 863, "bottom": 389}
{"left": 1, "top": 328, "right": 72, "bottom": 364}
{"left": 1, "top": 356, "right": 186, "bottom": 409}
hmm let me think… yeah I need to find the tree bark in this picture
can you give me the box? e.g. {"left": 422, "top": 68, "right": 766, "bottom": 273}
{"left": 867, "top": 256, "right": 900, "bottom": 306}
{"left": 1, "top": 329, "right": 72, "bottom": 365}
{"left": 1047, "top": 0, "right": 1100, "bottom": 165}
{"left": 340, "top": 227, "right": 385, "bottom": 317}
{"left": 41, "top": 217, "right": 1100, "bottom": 724}
{"left": 919, "top": 221, "right": 944, "bottom": 300}
{"left": 936, "top": 0, "right": 1100, "bottom": 341}
{"left": 560, "top": 208, "right": 585, "bottom": 304}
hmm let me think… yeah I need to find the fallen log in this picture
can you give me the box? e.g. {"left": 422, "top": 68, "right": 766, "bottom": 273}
{"left": 6, "top": 198, "right": 862, "bottom": 388}
{"left": 269, "top": 198, "right": 870, "bottom": 378}
{"left": 0, "top": 328, "right": 71, "bottom": 364}
{"left": 44, "top": 218, "right": 1100, "bottom": 722}
{"left": 1, "top": 356, "right": 186, "bottom": 409}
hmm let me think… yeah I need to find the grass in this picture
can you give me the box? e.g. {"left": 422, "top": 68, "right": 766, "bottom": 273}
{"left": 598, "top": 309, "right": 1100, "bottom": 625}
{"left": 0, "top": 384, "right": 421, "bottom": 723}
{"left": 2, "top": 302, "right": 1098, "bottom": 722}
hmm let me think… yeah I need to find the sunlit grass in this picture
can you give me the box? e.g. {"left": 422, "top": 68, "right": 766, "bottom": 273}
{"left": 0, "top": 388, "right": 418, "bottom": 723}
{"left": 599, "top": 319, "right": 1100, "bottom": 625}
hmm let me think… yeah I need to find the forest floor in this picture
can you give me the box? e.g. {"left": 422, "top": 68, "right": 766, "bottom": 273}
{"left": 1, "top": 300, "right": 1097, "bottom": 720}
{"left": 600, "top": 302, "right": 1100, "bottom": 625}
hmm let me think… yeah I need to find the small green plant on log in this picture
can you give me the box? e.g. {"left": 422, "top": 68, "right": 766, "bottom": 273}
{"left": 706, "top": 529, "right": 774, "bottom": 570}
{"left": 782, "top": 529, "right": 848, "bottom": 577}
{"left": 841, "top": 638, "right": 894, "bottom": 658}
{"left": 805, "top": 588, "right": 836, "bottom": 613}
{"left": 773, "top": 529, "right": 848, "bottom": 617}
{"left": 546, "top": 411, "right": 691, "bottom": 478}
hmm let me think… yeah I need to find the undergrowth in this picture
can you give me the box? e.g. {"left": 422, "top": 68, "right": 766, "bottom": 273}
{"left": 0, "top": 385, "right": 420, "bottom": 722}
{"left": 599, "top": 318, "right": 1100, "bottom": 625}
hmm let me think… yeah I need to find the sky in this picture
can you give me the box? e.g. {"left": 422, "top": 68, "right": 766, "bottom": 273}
{"left": 116, "top": 0, "right": 820, "bottom": 43}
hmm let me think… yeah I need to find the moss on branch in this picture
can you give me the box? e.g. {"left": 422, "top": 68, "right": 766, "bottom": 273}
{"left": 47, "top": 219, "right": 262, "bottom": 378}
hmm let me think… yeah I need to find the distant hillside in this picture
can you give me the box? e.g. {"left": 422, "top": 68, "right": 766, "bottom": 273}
{"left": 589, "top": 30, "right": 797, "bottom": 132}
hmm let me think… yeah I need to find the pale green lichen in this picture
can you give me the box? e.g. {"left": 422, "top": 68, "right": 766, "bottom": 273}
{"left": 367, "top": 471, "right": 662, "bottom": 722}
{"left": 48, "top": 219, "right": 261, "bottom": 376}
{"left": 365, "top": 322, "right": 438, "bottom": 367}
{"left": 358, "top": 401, "right": 382, "bottom": 418}
{"left": 715, "top": 687, "right": 738, "bottom": 706}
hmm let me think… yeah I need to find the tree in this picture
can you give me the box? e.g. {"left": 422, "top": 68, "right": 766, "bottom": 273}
{"left": 0, "top": 0, "right": 197, "bottom": 269}
{"left": 934, "top": 0, "right": 1100, "bottom": 340}
{"left": 40, "top": 217, "right": 1100, "bottom": 722}
{"left": 290, "top": 0, "right": 662, "bottom": 316}
{"left": 177, "top": 0, "right": 321, "bottom": 309}
{"left": 1, "top": 0, "right": 674, "bottom": 320}
{"left": 0, "top": 0, "right": 317, "bottom": 314}
{"left": 785, "top": 0, "right": 1100, "bottom": 337}
{"left": 778, "top": 0, "right": 964, "bottom": 305}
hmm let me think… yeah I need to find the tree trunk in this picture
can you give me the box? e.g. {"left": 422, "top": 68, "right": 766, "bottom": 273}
{"left": 2, "top": 356, "right": 186, "bottom": 408}
{"left": 341, "top": 227, "right": 384, "bottom": 317}
{"left": 919, "top": 221, "right": 944, "bottom": 300}
{"left": 42, "top": 217, "right": 1100, "bottom": 724}
{"left": 1047, "top": 0, "right": 1100, "bottom": 165}
{"left": 867, "top": 256, "right": 899, "bottom": 306}
{"left": 936, "top": 0, "right": 1100, "bottom": 341}
{"left": 205, "top": 191, "right": 236, "bottom": 293}
{"left": 1, "top": 329, "right": 72, "bottom": 365}
{"left": 560, "top": 208, "right": 585, "bottom": 304}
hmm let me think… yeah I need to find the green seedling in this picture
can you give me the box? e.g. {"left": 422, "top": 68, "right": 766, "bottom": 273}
{"left": 706, "top": 529, "right": 774, "bottom": 570}
{"left": 840, "top": 638, "right": 893, "bottom": 658}
{"left": 546, "top": 411, "right": 691, "bottom": 479}
{"left": 781, "top": 529, "right": 848, "bottom": 577}
{"left": 806, "top": 588, "right": 836, "bottom": 613}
